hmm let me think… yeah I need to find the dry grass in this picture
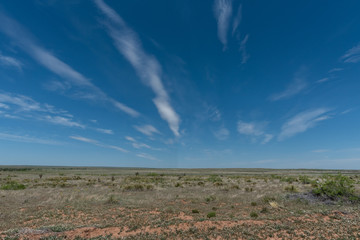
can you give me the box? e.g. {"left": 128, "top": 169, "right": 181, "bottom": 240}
{"left": 0, "top": 167, "right": 360, "bottom": 239}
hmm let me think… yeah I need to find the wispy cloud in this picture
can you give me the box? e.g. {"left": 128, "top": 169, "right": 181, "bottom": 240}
{"left": 0, "top": 91, "right": 84, "bottom": 128}
{"left": 0, "top": 52, "right": 22, "bottom": 70}
{"left": 0, "top": 103, "right": 10, "bottom": 109}
{"left": 269, "top": 67, "right": 308, "bottom": 101}
{"left": 328, "top": 68, "right": 343, "bottom": 73}
{"left": 213, "top": 0, "right": 233, "bottom": 49}
{"left": 94, "top": 0, "right": 180, "bottom": 136}
{"left": 0, "top": 10, "right": 139, "bottom": 117}
{"left": 340, "top": 42, "right": 360, "bottom": 63}
{"left": 134, "top": 124, "right": 160, "bottom": 136}
{"left": 232, "top": 4, "right": 242, "bottom": 35}
{"left": 239, "top": 34, "right": 249, "bottom": 64}
{"left": 278, "top": 108, "right": 331, "bottom": 140}
{"left": 0, "top": 132, "right": 60, "bottom": 145}
{"left": 70, "top": 135, "right": 128, "bottom": 152}
{"left": 237, "top": 120, "right": 272, "bottom": 144}
{"left": 213, "top": 126, "right": 229, "bottom": 140}
{"left": 136, "top": 153, "right": 158, "bottom": 161}
{"left": 95, "top": 128, "right": 114, "bottom": 135}
{"left": 316, "top": 77, "right": 330, "bottom": 83}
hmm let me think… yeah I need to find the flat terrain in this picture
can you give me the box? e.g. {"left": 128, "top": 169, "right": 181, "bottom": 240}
{"left": 0, "top": 166, "right": 359, "bottom": 239}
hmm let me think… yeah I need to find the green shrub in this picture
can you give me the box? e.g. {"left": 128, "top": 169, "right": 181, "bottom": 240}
{"left": 298, "top": 175, "right": 311, "bottom": 184}
{"left": 260, "top": 207, "right": 268, "bottom": 213}
{"left": 205, "top": 195, "right": 216, "bottom": 202}
{"left": 312, "top": 174, "right": 356, "bottom": 199}
{"left": 207, "top": 212, "right": 216, "bottom": 218}
{"left": 250, "top": 211, "right": 258, "bottom": 218}
{"left": 192, "top": 209, "right": 200, "bottom": 213}
{"left": 251, "top": 202, "right": 257, "bottom": 206}
{"left": 1, "top": 181, "right": 26, "bottom": 190}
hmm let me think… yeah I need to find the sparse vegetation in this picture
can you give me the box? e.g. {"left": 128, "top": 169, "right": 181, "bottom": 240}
{"left": 1, "top": 167, "right": 360, "bottom": 239}
{"left": 1, "top": 181, "right": 26, "bottom": 190}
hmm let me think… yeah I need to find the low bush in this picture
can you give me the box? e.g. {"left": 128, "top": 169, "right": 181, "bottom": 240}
{"left": 312, "top": 174, "right": 357, "bottom": 200}
{"left": 1, "top": 181, "right": 26, "bottom": 190}
{"left": 207, "top": 212, "right": 216, "bottom": 218}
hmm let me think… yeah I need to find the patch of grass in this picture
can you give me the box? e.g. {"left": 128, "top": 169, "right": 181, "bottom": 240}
{"left": 298, "top": 175, "right": 311, "bottom": 184}
{"left": 284, "top": 185, "right": 298, "bottom": 192}
{"left": 260, "top": 207, "right": 268, "bottom": 213}
{"left": 250, "top": 211, "right": 258, "bottom": 218}
{"left": 207, "top": 175, "right": 222, "bottom": 183}
{"left": 263, "top": 195, "right": 276, "bottom": 203}
{"left": 251, "top": 202, "right": 257, "bottom": 206}
{"left": 205, "top": 195, "right": 216, "bottom": 202}
{"left": 192, "top": 209, "right": 200, "bottom": 213}
{"left": 207, "top": 212, "right": 216, "bottom": 218}
{"left": 106, "top": 195, "right": 118, "bottom": 204}
{"left": 123, "top": 184, "right": 153, "bottom": 191}
{"left": 1, "top": 181, "right": 26, "bottom": 190}
{"left": 245, "top": 187, "right": 253, "bottom": 192}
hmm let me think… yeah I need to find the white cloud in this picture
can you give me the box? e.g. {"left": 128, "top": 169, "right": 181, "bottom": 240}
{"left": 213, "top": 0, "right": 233, "bottom": 50}
{"left": 269, "top": 67, "right": 308, "bottom": 101}
{"left": 125, "top": 136, "right": 136, "bottom": 142}
{"left": 328, "top": 68, "right": 343, "bottom": 73}
{"left": 237, "top": 120, "right": 264, "bottom": 136}
{"left": 136, "top": 153, "right": 158, "bottom": 161}
{"left": 0, "top": 52, "right": 22, "bottom": 70}
{"left": 70, "top": 135, "right": 98, "bottom": 144}
{"left": 214, "top": 126, "right": 229, "bottom": 140}
{"left": 94, "top": 0, "right": 180, "bottom": 136}
{"left": 232, "top": 4, "right": 242, "bottom": 35}
{"left": 0, "top": 11, "right": 139, "bottom": 117}
{"left": 44, "top": 115, "right": 84, "bottom": 128}
{"left": 95, "top": 128, "right": 114, "bottom": 134}
{"left": 262, "top": 134, "right": 273, "bottom": 144}
{"left": 0, "top": 91, "right": 85, "bottom": 128}
{"left": 239, "top": 34, "right": 249, "bottom": 64}
{"left": 0, "top": 132, "right": 60, "bottom": 145}
{"left": 340, "top": 42, "right": 360, "bottom": 63}
{"left": 0, "top": 103, "right": 10, "bottom": 109}
{"left": 278, "top": 108, "right": 331, "bottom": 140}
{"left": 134, "top": 124, "right": 160, "bottom": 136}
{"left": 237, "top": 120, "right": 272, "bottom": 144}
{"left": 316, "top": 77, "right": 330, "bottom": 83}
{"left": 70, "top": 135, "right": 128, "bottom": 153}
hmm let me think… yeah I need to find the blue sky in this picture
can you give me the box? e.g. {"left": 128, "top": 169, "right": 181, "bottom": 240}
{"left": 0, "top": 0, "right": 360, "bottom": 169}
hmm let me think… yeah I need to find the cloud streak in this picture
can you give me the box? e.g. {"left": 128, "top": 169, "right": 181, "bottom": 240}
{"left": 70, "top": 135, "right": 128, "bottom": 152}
{"left": 94, "top": 0, "right": 180, "bottom": 136}
{"left": 269, "top": 67, "right": 308, "bottom": 101}
{"left": 278, "top": 108, "right": 331, "bottom": 140}
{"left": 340, "top": 42, "right": 360, "bottom": 63}
{"left": 213, "top": 0, "right": 233, "bottom": 49}
{"left": 237, "top": 120, "right": 272, "bottom": 144}
{"left": 0, "top": 52, "right": 23, "bottom": 70}
{"left": 0, "top": 132, "right": 61, "bottom": 145}
{"left": 134, "top": 124, "right": 160, "bottom": 136}
{"left": 0, "top": 10, "right": 139, "bottom": 117}
{"left": 0, "top": 91, "right": 84, "bottom": 128}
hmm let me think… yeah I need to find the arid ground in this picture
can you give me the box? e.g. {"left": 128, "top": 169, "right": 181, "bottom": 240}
{"left": 0, "top": 167, "right": 359, "bottom": 239}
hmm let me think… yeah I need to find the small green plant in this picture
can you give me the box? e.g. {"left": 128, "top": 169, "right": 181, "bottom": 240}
{"left": 299, "top": 175, "right": 311, "bottom": 184}
{"left": 312, "top": 174, "right": 356, "bottom": 199}
{"left": 1, "top": 181, "right": 26, "bottom": 190}
{"left": 251, "top": 202, "right": 257, "bottom": 206}
{"left": 284, "top": 185, "right": 298, "bottom": 192}
{"left": 260, "top": 207, "right": 268, "bottom": 213}
{"left": 205, "top": 195, "right": 216, "bottom": 202}
{"left": 106, "top": 195, "right": 118, "bottom": 204}
{"left": 250, "top": 211, "right": 258, "bottom": 218}
{"left": 245, "top": 187, "right": 253, "bottom": 192}
{"left": 262, "top": 195, "right": 275, "bottom": 203}
{"left": 147, "top": 172, "right": 159, "bottom": 176}
{"left": 207, "top": 212, "right": 216, "bottom": 218}
{"left": 192, "top": 209, "right": 200, "bottom": 213}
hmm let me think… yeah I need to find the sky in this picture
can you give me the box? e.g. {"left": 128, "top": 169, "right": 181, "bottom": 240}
{"left": 0, "top": 0, "right": 360, "bottom": 169}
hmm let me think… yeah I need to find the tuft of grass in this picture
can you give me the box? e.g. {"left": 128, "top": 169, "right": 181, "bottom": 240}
{"left": 251, "top": 202, "right": 257, "bottom": 206}
{"left": 260, "top": 207, "right": 268, "bottom": 213}
{"left": 205, "top": 195, "right": 216, "bottom": 202}
{"left": 106, "top": 195, "right": 118, "bottom": 204}
{"left": 192, "top": 209, "right": 200, "bottom": 213}
{"left": 250, "top": 211, "right": 258, "bottom": 218}
{"left": 207, "top": 212, "right": 216, "bottom": 218}
{"left": 284, "top": 185, "right": 298, "bottom": 192}
{"left": 1, "top": 181, "right": 26, "bottom": 190}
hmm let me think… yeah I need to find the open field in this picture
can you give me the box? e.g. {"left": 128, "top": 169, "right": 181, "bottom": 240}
{"left": 1, "top": 166, "right": 360, "bottom": 239}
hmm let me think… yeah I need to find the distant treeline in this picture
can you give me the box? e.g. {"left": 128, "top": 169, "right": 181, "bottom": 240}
{"left": 0, "top": 168, "right": 33, "bottom": 172}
